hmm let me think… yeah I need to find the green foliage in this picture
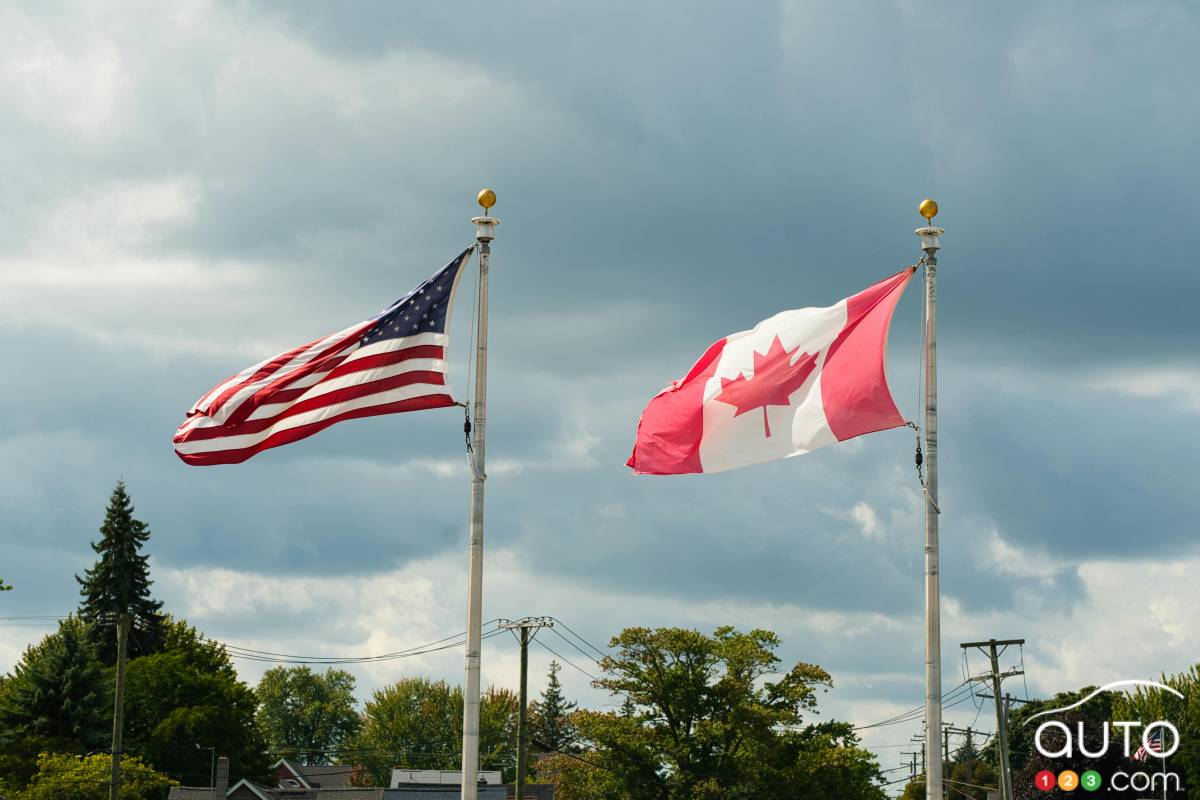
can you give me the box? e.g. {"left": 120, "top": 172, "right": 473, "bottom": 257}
{"left": 897, "top": 775, "right": 923, "bottom": 800}
{"left": 348, "top": 677, "right": 518, "bottom": 785}
{"left": 994, "top": 687, "right": 1114, "bottom": 774}
{"left": 15, "top": 751, "right": 175, "bottom": 800}
{"left": 534, "top": 749, "right": 629, "bottom": 800}
{"left": 121, "top": 617, "right": 268, "bottom": 785}
{"left": 558, "top": 626, "right": 885, "bottom": 800}
{"left": 0, "top": 577, "right": 11, "bottom": 591}
{"left": 0, "top": 617, "right": 110, "bottom": 787}
{"left": 1111, "top": 666, "right": 1200, "bottom": 798}
{"left": 940, "top": 730, "right": 999, "bottom": 800}
{"left": 530, "top": 661, "right": 578, "bottom": 756}
{"left": 255, "top": 665, "right": 362, "bottom": 765}
{"left": 76, "top": 481, "right": 164, "bottom": 662}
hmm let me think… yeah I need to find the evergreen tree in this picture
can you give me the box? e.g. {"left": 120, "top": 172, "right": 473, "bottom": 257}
{"left": 76, "top": 481, "right": 164, "bottom": 662}
{"left": 0, "top": 577, "right": 11, "bottom": 591}
{"left": 0, "top": 617, "right": 110, "bottom": 787}
{"left": 530, "top": 661, "right": 578, "bottom": 754}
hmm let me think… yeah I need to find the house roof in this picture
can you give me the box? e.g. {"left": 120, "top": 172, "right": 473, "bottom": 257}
{"left": 229, "top": 779, "right": 275, "bottom": 800}
{"left": 168, "top": 790, "right": 224, "bottom": 800}
{"left": 297, "top": 765, "right": 354, "bottom": 788}
{"left": 269, "top": 759, "right": 354, "bottom": 789}
{"left": 169, "top": 779, "right": 552, "bottom": 800}
{"left": 273, "top": 791, "right": 384, "bottom": 799}
{"left": 271, "top": 759, "right": 312, "bottom": 789}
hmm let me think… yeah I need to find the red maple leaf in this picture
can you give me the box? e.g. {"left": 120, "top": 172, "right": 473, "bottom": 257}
{"left": 714, "top": 336, "right": 818, "bottom": 438}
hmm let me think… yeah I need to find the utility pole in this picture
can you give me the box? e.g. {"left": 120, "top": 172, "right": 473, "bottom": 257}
{"left": 964, "top": 727, "right": 973, "bottom": 785}
{"left": 942, "top": 725, "right": 979, "bottom": 777}
{"left": 110, "top": 613, "right": 130, "bottom": 800}
{"left": 499, "top": 617, "right": 552, "bottom": 800}
{"left": 943, "top": 724, "right": 951, "bottom": 771}
{"left": 916, "top": 199, "right": 945, "bottom": 800}
{"left": 461, "top": 189, "right": 498, "bottom": 800}
{"left": 980, "top": 689, "right": 1038, "bottom": 793}
{"left": 961, "top": 638, "right": 1025, "bottom": 800}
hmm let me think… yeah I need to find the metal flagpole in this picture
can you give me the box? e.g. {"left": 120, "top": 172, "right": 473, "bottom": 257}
{"left": 462, "top": 188, "right": 498, "bottom": 800}
{"left": 916, "top": 199, "right": 945, "bottom": 800}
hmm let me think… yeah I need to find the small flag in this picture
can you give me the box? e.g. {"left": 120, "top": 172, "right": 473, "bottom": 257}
{"left": 174, "top": 248, "right": 473, "bottom": 466}
{"left": 627, "top": 267, "right": 914, "bottom": 475}
{"left": 1132, "top": 729, "right": 1164, "bottom": 761}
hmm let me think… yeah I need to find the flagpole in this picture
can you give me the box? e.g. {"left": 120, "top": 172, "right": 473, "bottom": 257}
{"left": 462, "top": 188, "right": 498, "bottom": 800}
{"left": 916, "top": 199, "right": 945, "bottom": 800}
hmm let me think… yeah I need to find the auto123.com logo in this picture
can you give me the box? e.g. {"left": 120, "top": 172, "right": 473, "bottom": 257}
{"left": 1024, "top": 680, "right": 1183, "bottom": 797}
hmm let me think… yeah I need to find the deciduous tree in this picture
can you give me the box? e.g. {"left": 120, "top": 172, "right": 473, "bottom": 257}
{"left": 16, "top": 752, "right": 174, "bottom": 800}
{"left": 122, "top": 618, "right": 268, "bottom": 785}
{"left": 255, "top": 665, "right": 361, "bottom": 765}
{"left": 563, "top": 626, "right": 884, "bottom": 800}
{"left": 348, "top": 677, "right": 517, "bottom": 785}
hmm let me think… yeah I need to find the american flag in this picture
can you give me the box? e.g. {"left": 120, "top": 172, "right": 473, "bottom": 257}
{"left": 1132, "top": 728, "right": 1164, "bottom": 761}
{"left": 174, "top": 248, "right": 473, "bottom": 466}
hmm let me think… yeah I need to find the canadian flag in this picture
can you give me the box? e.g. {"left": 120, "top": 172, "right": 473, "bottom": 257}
{"left": 627, "top": 267, "right": 915, "bottom": 475}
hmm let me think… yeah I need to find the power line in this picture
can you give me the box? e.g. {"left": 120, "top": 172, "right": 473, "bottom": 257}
{"left": 201, "top": 620, "right": 507, "bottom": 665}
{"left": 546, "top": 626, "right": 605, "bottom": 668}
{"left": 853, "top": 681, "right": 973, "bottom": 731}
{"left": 532, "top": 635, "right": 601, "bottom": 683}
{"left": 548, "top": 617, "right": 609, "bottom": 661}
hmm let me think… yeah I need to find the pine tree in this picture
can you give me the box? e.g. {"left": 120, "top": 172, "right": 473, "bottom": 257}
{"left": 76, "top": 481, "right": 164, "bottom": 662}
{"left": 530, "top": 661, "right": 578, "bottom": 754}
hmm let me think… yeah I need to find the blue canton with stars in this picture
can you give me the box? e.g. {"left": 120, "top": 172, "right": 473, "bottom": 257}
{"left": 360, "top": 248, "right": 472, "bottom": 347}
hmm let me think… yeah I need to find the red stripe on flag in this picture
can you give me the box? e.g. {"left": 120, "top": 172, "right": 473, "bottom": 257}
{"left": 821, "top": 267, "right": 914, "bottom": 442}
{"left": 174, "top": 369, "right": 448, "bottom": 443}
{"left": 251, "top": 345, "right": 442, "bottom": 406}
{"left": 204, "top": 335, "right": 331, "bottom": 416}
{"left": 175, "top": 394, "right": 456, "bottom": 466}
{"left": 225, "top": 327, "right": 373, "bottom": 426}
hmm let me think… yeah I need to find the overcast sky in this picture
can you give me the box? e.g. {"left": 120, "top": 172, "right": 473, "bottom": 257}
{"left": 2, "top": 0, "right": 1198, "bottom": 785}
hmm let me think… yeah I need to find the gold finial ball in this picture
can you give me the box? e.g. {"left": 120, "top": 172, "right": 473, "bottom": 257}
{"left": 477, "top": 188, "right": 497, "bottom": 210}
{"left": 918, "top": 198, "right": 939, "bottom": 222}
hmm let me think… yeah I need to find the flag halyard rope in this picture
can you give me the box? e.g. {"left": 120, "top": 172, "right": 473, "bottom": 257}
{"left": 908, "top": 254, "right": 940, "bottom": 515}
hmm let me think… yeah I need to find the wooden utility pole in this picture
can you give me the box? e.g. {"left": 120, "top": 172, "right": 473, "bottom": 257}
{"left": 961, "top": 638, "right": 1025, "bottom": 800}
{"left": 110, "top": 613, "right": 130, "bottom": 800}
{"left": 944, "top": 724, "right": 951, "bottom": 771}
{"left": 499, "top": 617, "right": 552, "bottom": 799}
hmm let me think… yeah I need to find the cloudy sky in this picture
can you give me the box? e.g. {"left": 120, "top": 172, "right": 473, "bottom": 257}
{"left": 2, "top": 0, "right": 1199, "bottom": 784}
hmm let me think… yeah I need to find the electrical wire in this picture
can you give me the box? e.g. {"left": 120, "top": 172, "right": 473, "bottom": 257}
{"left": 532, "top": 636, "right": 601, "bottom": 683}
{"left": 200, "top": 619, "right": 505, "bottom": 665}
{"left": 549, "top": 617, "right": 609, "bottom": 661}
{"left": 852, "top": 681, "right": 972, "bottom": 731}
{"left": 546, "top": 626, "right": 605, "bottom": 668}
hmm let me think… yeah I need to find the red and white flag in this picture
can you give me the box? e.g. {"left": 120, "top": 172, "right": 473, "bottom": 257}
{"left": 627, "top": 267, "right": 915, "bottom": 475}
